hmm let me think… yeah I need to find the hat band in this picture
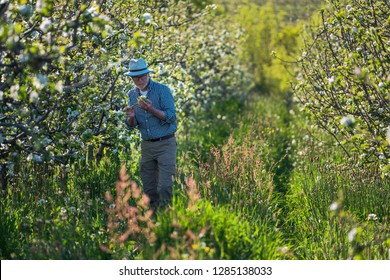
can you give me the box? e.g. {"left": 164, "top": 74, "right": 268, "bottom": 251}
{"left": 131, "top": 67, "right": 148, "bottom": 73}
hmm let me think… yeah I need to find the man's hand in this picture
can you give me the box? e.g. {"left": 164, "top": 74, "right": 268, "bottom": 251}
{"left": 124, "top": 105, "right": 135, "bottom": 118}
{"left": 138, "top": 98, "right": 153, "bottom": 112}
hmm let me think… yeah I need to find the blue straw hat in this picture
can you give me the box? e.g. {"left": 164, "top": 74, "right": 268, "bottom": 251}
{"left": 124, "top": 58, "right": 153, "bottom": 77}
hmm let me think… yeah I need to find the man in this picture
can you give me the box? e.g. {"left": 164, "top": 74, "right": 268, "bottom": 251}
{"left": 123, "top": 58, "right": 177, "bottom": 211}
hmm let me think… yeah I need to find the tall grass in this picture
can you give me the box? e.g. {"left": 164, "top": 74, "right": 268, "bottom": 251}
{"left": 0, "top": 135, "right": 288, "bottom": 260}
{"left": 285, "top": 109, "right": 390, "bottom": 259}
{"left": 101, "top": 166, "right": 287, "bottom": 260}
{"left": 0, "top": 156, "right": 120, "bottom": 259}
{"left": 1, "top": 91, "right": 388, "bottom": 260}
{"left": 196, "top": 135, "right": 274, "bottom": 217}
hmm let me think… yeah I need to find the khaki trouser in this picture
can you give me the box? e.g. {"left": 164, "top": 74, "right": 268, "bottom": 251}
{"left": 140, "top": 136, "right": 176, "bottom": 209}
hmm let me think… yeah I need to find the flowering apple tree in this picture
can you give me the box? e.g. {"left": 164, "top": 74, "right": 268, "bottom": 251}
{"left": 0, "top": 0, "right": 246, "bottom": 183}
{"left": 295, "top": 0, "right": 390, "bottom": 174}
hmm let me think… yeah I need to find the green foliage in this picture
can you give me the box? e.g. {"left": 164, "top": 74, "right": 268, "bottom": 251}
{"left": 0, "top": 0, "right": 247, "bottom": 178}
{"left": 295, "top": 0, "right": 390, "bottom": 173}
{"left": 285, "top": 107, "right": 390, "bottom": 259}
{"left": 217, "top": 0, "right": 324, "bottom": 20}
{"left": 103, "top": 172, "right": 286, "bottom": 260}
{"left": 147, "top": 197, "right": 285, "bottom": 260}
{"left": 0, "top": 157, "right": 119, "bottom": 259}
{"left": 233, "top": 0, "right": 305, "bottom": 93}
{"left": 287, "top": 158, "right": 390, "bottom": 259}
{"left": 1, "top": 0, "right": 249, "bottom": 260}
{"left": 238, "top": 93, "right": 294, "bottom": 194}
{"left": 179, "top": 96, "right": 244, "bottom": 160}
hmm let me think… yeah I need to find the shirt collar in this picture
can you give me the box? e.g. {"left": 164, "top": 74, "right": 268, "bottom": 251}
{"left": 134, "top": 78, "right": 154, "bottom": 94}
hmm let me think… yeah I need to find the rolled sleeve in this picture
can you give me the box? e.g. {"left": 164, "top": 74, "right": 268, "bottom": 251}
{"left": 123, "top": 118, "right": 138, "bottom": 130}
{"left": 159, "top": 87, "right": 176, "bottom": 125}
{"left": 160, "top": 109, "right": 176, "bottom": 125}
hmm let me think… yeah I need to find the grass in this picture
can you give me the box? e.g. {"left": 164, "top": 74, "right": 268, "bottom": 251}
{"left": 285, "top": 107, "right": 390, "bottom": 259}
{"left": 1, "top": 92, "right": 389, "bottom": 260}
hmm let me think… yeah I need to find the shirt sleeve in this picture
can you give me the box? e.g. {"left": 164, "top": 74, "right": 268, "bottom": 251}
{"left": 123, "top": 118, "right": 137, "bottom": 130}
{"left": 159, "top": 86, "right": 176, "bottom": 125}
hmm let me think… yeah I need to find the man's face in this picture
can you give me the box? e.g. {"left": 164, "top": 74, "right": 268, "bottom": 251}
{"left": 131, "top": 74, "right": 149, "bottom": 90}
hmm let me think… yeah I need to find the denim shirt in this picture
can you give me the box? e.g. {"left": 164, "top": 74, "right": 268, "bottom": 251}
{"left": 125, "top": 79, "right": 177, "bottom": 140}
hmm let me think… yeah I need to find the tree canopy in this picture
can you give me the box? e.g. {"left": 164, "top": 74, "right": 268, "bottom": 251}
{"left": 0, "top": 0, "right": 247, "bottom": 171}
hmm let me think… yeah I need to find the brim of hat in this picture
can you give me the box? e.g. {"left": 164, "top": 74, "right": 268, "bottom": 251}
{"left": 124, "top": 69, "right": 153, "bottom": 77}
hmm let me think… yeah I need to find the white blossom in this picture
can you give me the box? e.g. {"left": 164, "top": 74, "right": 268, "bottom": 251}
{"left": 36, "top": 0, "right": 43, "bottom": 12}
{"left": 29, "top": 90, "right": 38, "bottom": 102}
{"left": 158, "top": 63, "right": 167, "bottom": 75}
{"left": 55, "top": 81, "right": 63, "bottom": 93}
{"left": 327, "top": 76, "right": 335, "bottom": 85}
{"left": 33, "top": 74, "right": 48, "bottom": 90}
{"left": 386, "top": 126, "right": 390, "bottom": 145}
{"left": 142, "top": 13, "right": 152, "bottom": 24}
{"left": 348, "top": 227, "right": 358, "bottom": 242}
{"left": 142, "top": 13, "right": 152, "bottom": 20}
{"left": 39, "top": 18, "right": 52, "bottom": 33}
{"left": 340, "top": 115, "right": 355, "bottom": 127}
{"left": 281, "top": 246, "right": 289, "bottom": 254}
{"left": 10, "top": 84, "right": 19, "bottom": 101}
{"left": 353, "top": 67, "right": 361, "bottom": 76}
{"left": 329, "top": 202, "right": 339, "bottom": 211}
{"left": 86, "top": 6, "right": 98, "bottom": 16}
{"left": 368, "top": 213, "right": 378, "bottom": 221}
